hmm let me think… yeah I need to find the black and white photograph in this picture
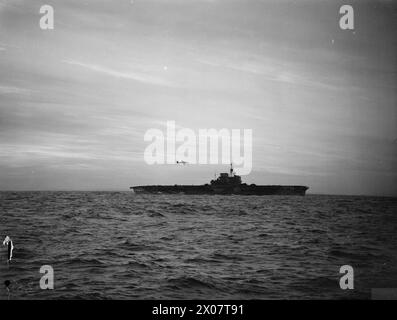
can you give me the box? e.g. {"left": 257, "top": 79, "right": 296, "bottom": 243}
{"left": 0, "top": 0, "right": 396, "bottom": 307}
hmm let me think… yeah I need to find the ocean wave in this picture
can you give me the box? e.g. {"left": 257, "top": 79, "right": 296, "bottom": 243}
{"left": 165, "top": 276, "right": 217, "bottom": 290}
{"left": 1, "top": 192, "right": 396, "bottom": 299}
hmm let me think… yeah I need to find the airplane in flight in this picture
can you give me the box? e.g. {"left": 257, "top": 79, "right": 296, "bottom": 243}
{"left": 176, "top": 160, "right": 188, "bottom": 165}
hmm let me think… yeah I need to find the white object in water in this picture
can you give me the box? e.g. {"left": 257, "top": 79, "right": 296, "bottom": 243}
{"left": 3, "top": 236, "right": 14, "bottom": 261}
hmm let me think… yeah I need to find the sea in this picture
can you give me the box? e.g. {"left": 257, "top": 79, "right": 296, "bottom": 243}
{"left": 0, "top": 192, "right": 396, "bottom": 300}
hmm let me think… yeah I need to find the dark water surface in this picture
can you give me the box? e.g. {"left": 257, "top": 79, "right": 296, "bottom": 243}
{"left": 0, "top": 192, "right": 396, "bottom": 299}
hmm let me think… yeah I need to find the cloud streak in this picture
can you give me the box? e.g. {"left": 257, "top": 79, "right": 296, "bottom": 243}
{"left": 0, "top": 85, "right": 33, "bottom": 95}
{"left": 62, "top": 59, "right": 173, "bottom": 87}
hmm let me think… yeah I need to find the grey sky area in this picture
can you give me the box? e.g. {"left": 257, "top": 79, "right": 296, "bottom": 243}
{"left": 0, "top": 0, "right": 396, "bottom": 195}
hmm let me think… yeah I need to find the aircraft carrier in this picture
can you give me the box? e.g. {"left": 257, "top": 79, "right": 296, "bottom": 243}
{"left": 130, "top": 164, "right": 308, "bottom": 196}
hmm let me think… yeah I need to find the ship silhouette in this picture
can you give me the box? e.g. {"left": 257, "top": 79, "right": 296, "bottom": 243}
{"left": 130, "top": 164, "right": 308, "bottom": 195}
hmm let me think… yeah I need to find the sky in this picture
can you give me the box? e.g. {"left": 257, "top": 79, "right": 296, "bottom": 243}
{"left": 0, "top": 0, "right": 396, "bottom": 195}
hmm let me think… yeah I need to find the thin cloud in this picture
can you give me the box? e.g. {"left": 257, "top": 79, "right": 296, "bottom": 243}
{"left": 197, "top": 57, "right": 342, "bottom": 90}
{"left": 0, "top": 85, "right": 33, "bottom": 95}
{"left": 0, "top": 0, "right": 24, "bottom": 12}
{"left": 62, "top": 59, "right": 174, "bottom": 87}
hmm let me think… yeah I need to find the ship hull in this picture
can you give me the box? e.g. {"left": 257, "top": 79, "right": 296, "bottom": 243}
{"left": 130, "top": 185, "right": 308, "bottom": 196}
